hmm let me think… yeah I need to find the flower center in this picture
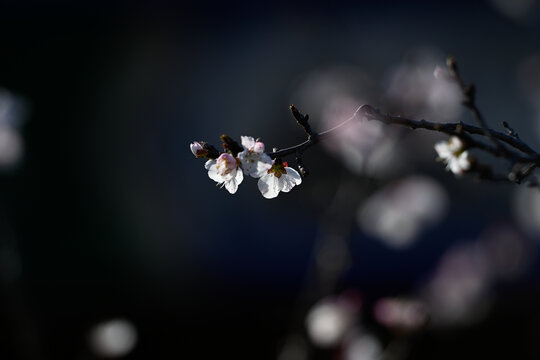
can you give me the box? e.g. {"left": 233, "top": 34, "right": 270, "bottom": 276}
{"left": 268, "top": 162, "right": 287, "bottom": 178}
{"left": 216, "top": 154, "right": 237, "bottom": 175}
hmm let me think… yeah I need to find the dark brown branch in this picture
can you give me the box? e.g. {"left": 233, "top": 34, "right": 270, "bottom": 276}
{"left": 268, "top": 104, "right": 540, "bottom": 164}
{"left": 361, "top": 105, "right": 539, "bottom": 162}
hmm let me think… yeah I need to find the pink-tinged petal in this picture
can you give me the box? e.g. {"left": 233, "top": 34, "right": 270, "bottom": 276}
{"left": 240, "top": 136, "right": 256, "bottom": 150}
{"left": 190, "top": 141, "right": 203, "bottom": 156}
{"left": 258, "top": 173, "right": 280, "bottom": 199}
{"left": 433, "top": 65, "right": 452, "bottom": 80}
{"left": 253, "top": 141, "right": 265, "bottom": 153}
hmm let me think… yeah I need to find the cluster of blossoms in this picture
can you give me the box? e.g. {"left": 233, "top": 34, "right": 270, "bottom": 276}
{"left": 190, "top": 136, "right": 302, "bottom": 199}
{"left": 434, "top": 136, "right": 472, "bottom": 175}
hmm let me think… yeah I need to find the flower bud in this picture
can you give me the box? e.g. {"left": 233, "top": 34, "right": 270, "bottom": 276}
{"left": 190, "top": 141, "right": 207, "bottom": 158}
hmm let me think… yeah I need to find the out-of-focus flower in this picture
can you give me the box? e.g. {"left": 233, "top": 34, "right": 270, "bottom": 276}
{"left": 516, "top": 54, "right": 540, "bottom": 140}
{"left": 190, "top": 141, "right": 207, "bottom": 158}
{"left": 343, "top": 331, "right": 383, "bottom": 360}
{"left": 257, "top": 160, "right": 301, "bottom": 199}
{"left": 321, "top": 97, "right": 402, "bottom": 178}
{"left": 292, "top": 67, "right": 402, "bottom": 178}
{"left": 512, "top": 186, "right": 540, "bottom": 237}
{"left": 358, "top": 176, "right": 448, "bottom": 249}
{"left": 489, "top": 0, "right": 537, "bottom": 22}
{"left": 435, "top": 136, "right": 472, "bottom": 175}
{"left": 305, "top": 296, "right": 359, "bottom": 348}
{"left": 278, "top": 335, "right": 308, "bottom": 360}
{"left": 479, "top": 223, "right": 533, "bottom": 281}
{"left": 237, "top": 136, "right": 272, "bottom": 178}
{"left": 385, "top": 49, "right": 462, "bottom": 122}
{"left": 89, "top": 319, "right": 137, "bottom": 358}
{"left": 0, "top": 88, "right": 27, "bottom": 168}
{"left": 422, "top": 242, "right": 492, "bottom": 326}
{"left": 0, "top": 126, "right": 23, "bottom": 167}
{"left": 373, "top": 297, "right": 429, "bottom": 333}
{"left": 205, "top": 153, "right": 243, "bottom": 194}
{"left": 433, "top": 65, "right": 453, "bottom": 81}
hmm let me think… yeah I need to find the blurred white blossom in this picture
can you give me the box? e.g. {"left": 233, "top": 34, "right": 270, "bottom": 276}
{"left": 373, "top": 297, "right": 429, "bottom": 333}
{"left": 512, "top": 186, "right": 540, "bottom": 237}
{"left": 321, "top": 97, "right": 402, "bottom": 177}
{"left": 292, "top": 67, "right": 402, "bottom": 178}
{"left": 343, "top": 331, "right": 383, "bottom": 360}
{"left": 434, "top": 136, "right": 472, "bottom": 175}
{"left": 516, "top": 54, "right": 540, "bottom": 140}
{"left": 422, "top": 242, "right": 492, "bottom": 326}
{"left": 385, "top": 49, "right": 462, "bottom": 122}
{"left": 489, "top": 0, "right": 537, "bottom": 22}
{"left": 0, "top": 88, "right": 27, "bottom": 168}
{"left": 89, "top": 319, "right": 138, "bottom": 358}
{"left": 358, "top": 176, "right": 448, "bottom": 249}
{"left": 305, "top": 296, "right": 359, "bottom": 348}
{"left": 479, "top": 224, "right": 533, "bottom": 281}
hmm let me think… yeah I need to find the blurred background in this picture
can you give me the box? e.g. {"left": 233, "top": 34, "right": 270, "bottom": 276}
{"left": 2, "top": 0, "right": 540, "bottom": 359}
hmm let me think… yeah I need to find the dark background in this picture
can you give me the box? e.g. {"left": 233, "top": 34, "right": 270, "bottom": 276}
{"left": 1, "top": 1, "right": 540, "bottom": 359}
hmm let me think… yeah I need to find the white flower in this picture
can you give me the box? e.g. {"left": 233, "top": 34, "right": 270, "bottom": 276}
{"left": 257, "top": 161, "right": 302, "bottom": 199}
{"left": 434, "top": 136, "right": 472, "bottom": 175}
{"left": 205, "top": 153, "right": 243, "bottom": 194}
{"left": 237, "top": 136, "right": 272, "bottom": 178}
{"left": 190, "top": 141, "right": 207, "bottom": 158}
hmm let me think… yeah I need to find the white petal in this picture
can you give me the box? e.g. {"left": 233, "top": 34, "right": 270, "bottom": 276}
{"left": 241, "top": 136, "right": 256, "bottom": 150}
{"left": 225, "top": 176, "right": 239, "bottom": 194}
{"left": 190, "top": 142, "right": 202, "bottom": 156}
{"left": 280, "top": 169, "right": 302, "bottom": 193}
{"left": 235, "top": 168, "right": 244, "bottom": 185}
{"left": 457, "top": 151, "right": 471, "bottom": 170}
{"left": 237, "top": 149, "right": 248, "bottom": 161}
{"left": 448, "top": 158, "right": 463, "bottom": 175}
{"left": 207, "top": 164, "right": 224, "bottom": 183}
{"left": 284, "top": 167, "right": 302, "bottom": 185}
{"left": 279, "top": 176, "right": 294, "bottom": 192}
{"left": 258, "top": 173, "right": 280, "bottom": 199}
{"left": 448, "top": 136, "right": 464, "bottom": 152}
{"left": 434, "top": 142, "right": 451, "bottom": 159}
{"left": 252, "top": 155, "right": 272, "bottom": 178}
{"left": 204, "top": 159, "right": 216, "bottom": 170}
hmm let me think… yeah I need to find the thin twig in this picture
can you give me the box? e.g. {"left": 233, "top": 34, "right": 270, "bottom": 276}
{"left": 267, "top": 105, "right": 539, "bottom": 163}
{"left": 446, "top": 56, "right": 509, "bottom": 156}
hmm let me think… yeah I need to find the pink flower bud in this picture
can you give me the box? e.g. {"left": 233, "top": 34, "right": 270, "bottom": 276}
{"left": 253, "top": 141, "right": 265, "bottom": 153}
{"left": 190, "top": 141, "right": 207, "bottom": 158}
